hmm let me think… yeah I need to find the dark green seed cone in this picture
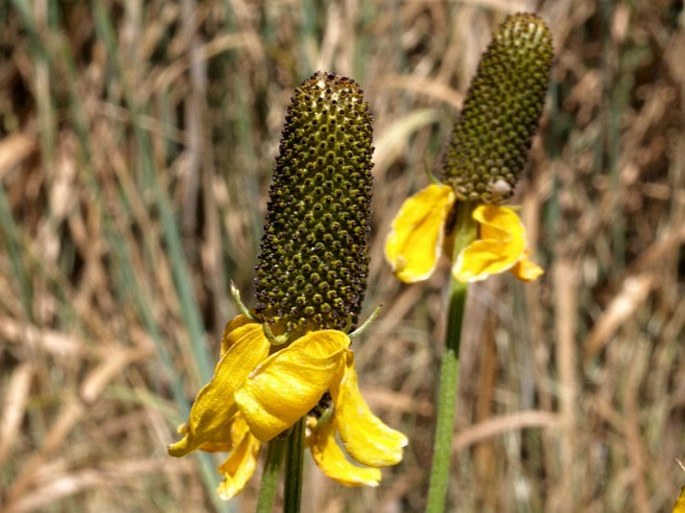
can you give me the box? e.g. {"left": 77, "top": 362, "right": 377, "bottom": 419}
{"left": 254, "top": 72, "right": 373, "bottom": 336}
{"left": 441, "top": 13, "right": 553, "bottom": 204}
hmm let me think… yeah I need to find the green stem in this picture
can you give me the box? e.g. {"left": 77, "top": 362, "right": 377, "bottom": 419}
{"left": 284, "top": 417, "right": 306, "bottom": 513}
{"left": 256, "top": 437, "right": 286, "bottom": 513}
{"left": 425, "top": 201, "right": 477, "bottom": 513}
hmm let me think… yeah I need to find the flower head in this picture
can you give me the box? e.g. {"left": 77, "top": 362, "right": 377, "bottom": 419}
{"left": 385, "top": 14, "right": 552, "bottom": 284}
{"left": 169, "top": 72, "right": 406, "bottom": 500}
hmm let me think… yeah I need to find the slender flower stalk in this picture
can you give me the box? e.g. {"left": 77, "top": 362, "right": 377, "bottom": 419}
{"left": 425, "top": 202, "right": 476, "bottom": 512}
{"left": 255, "top": 437, "right": 285, "bottom": 513}
{"left": 168, "top": 72, "right": 407, "bottom": 509}
{"left": 384, "top": 13, "right": 553, "bottom": 513}
{"left": 284, "top": 418, "right": 305, "bottom": 513}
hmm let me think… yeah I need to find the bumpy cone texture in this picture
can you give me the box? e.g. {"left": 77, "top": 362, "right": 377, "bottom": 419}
{"left": 441, "top": 13, "right": 553, "bottom": 204}
{"left": 255, "top": 72, "right": 373, "bottom": 336}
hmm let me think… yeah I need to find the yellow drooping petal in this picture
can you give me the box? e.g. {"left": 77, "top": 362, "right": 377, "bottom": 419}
{"left": 168, "top": 320, "right": 270, "bottom": 457}
{"left": 385, "top": 183, "right": 455, "bottom": 283}
{"left": 331, "top": 352, "right": 408, "bottom": 467}
{"left": 452, "top": 205, "right": 531, "bottom": 283}
{"left": 235, "top": 330, "right": 350, "bottom": 442}
{"left": 511, "top": 248, "right": 544, "bottom": 282}
{"left": 308, "top": 416, "right": 382, "bottom": 487}
{"left": 216, "top": 414, "right": 262, "bottom": 500}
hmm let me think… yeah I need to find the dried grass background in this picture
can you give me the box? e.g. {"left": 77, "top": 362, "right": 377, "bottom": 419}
{"left": 1, "top": 1, "right": 684, "bottom": 512}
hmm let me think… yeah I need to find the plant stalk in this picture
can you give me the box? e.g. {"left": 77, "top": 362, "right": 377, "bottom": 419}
{"left": 284, "top": 417, "right": 306, "bottom": 513}
{"left": 425, "top": 201, "right": 477, "bottom": 513}
{"left": 256, "top": 436, "right": 286, "bottom": 513}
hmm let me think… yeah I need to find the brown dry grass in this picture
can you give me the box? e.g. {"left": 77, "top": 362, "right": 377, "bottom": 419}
{"left": 1, "top": 1, "right": 684, "bottom": 512}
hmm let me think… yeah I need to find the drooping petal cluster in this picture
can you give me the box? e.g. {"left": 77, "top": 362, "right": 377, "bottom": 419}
{"left": 452, "top": 205, "right": 543, "bottom": 282}
{"left": 167, "top": 316, "right": 270, "bottom": 457}
{"left": 168, "top": 315, "right": 408, "bottom": 499}
{"left": 307, "top": 350, "right": 408, "bottom": 486}
{"left": 384, "top": 184, "right": 542, "bottom": 284}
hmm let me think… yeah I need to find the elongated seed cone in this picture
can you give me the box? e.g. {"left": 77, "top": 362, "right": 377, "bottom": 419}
{"left": 441, "top": 13, "right": 553, "bottom": 204}
{"left": 255, "top": 72, "right": 373, "bottom": 336}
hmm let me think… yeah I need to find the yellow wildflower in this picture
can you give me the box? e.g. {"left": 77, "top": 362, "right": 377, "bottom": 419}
{"left": 169, "top": 72, "right": 407, "bottom": 501}
{"left": 385, "top": 13, "right": 552, "bottom": 286}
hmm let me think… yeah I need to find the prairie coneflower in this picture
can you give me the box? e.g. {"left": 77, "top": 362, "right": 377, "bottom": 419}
{"left": 168, "top": 72, "right": 407, "bottom": 506}
{"left": 385, "top": 13, "right": 552, "bottom": 285}
{"left": 383, "top": 14, "right": 554, "bottom": 513}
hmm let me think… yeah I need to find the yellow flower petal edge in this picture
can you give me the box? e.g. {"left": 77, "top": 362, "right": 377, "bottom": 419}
{"left": 385, "top": 183, "right": 455, "bottom": 283}
{"left": 673, "top": 485, "right": 685, "bottom": 513}
{"left": 452, "top": 205, "right": 537, "bottom": 283}
{"left": 168, "top": 318, "right": 270, "bottom": 457}
{"left": 308, "top": 416, "right": 382, "bottom": 487}
{"left": 220, "top": 314, "right": 252, "bottom": 357}
{"left": 331, "top": 352, "right": 408, "bottom": 467}
{"left": 216, "top": 414, "right": 262, "bottom": 500}
{"left": 174, "top": 422, "right": 234, "bottom": 453}
{"left": 511, "top": 248, "right": 544, "bottom": 282}
{"left": 235, "top": 330, "right": 350, "bottom": 442}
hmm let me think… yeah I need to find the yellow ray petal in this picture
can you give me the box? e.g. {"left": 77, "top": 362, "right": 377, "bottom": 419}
{"left": 216, "top": 415, "right": 262, "bottom": 500}
{"left": 511, "top": 248, "right": 544, "bottom": 282}
{"left": 308, "top": 416, "right": 381, "bottom": 487}
{"left": 385, "top": 184, "right": 455, "bottom": 283}
{"left": 235, "top": 330, "right": 350, "bottom": 442}
{"left": 452, "top": 205, "right": 528, "bottom": 282}
{"left": 331, "top": 352, "right": 408, "bottom": 467}
{"left": 168, "top": 322, "right": 270, "bottom": 457}
{"left": 194, "top": 440, "right": 234, "bottom": 453}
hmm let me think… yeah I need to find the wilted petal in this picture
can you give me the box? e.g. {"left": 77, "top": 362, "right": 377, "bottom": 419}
{"left": 452, "top": 205, "right": 529, "bottom": 282}
{"left": 236, "top": 330, "right": 350, "bottom": 442}
{"left": 331, "top": 352, "right": 408, "bottom": 467}
{"left": 385, "top": 184, "right": 455, "bottom": 283}
{"left": 217, "top": 415, "right": 262, "bottom": 500}
{"left": 308, "top": 416, "right": 381, "bottom": 487}
{"left": 168, "top": 321, "right": 270, "bottom": 457}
